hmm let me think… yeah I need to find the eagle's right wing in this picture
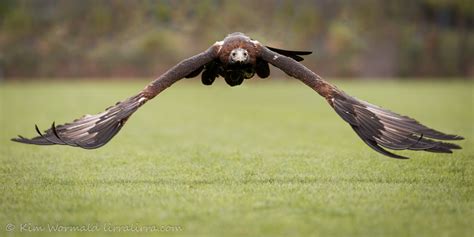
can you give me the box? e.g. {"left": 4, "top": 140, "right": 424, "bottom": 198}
{"left": 12, "top": 44, "right": 220, "bottom": 149}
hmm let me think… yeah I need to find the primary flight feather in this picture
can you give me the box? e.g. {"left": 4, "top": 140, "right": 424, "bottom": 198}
{"left": 12, "top": 32, "right": 463, "bottom": 159}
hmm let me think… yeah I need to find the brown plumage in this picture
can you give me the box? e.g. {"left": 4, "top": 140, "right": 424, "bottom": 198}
{"left": 12, "top": 32, "right": 464, "bottom": 159}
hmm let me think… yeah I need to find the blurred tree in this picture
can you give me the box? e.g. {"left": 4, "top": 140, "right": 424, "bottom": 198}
{"left": 0, "top": 0, "right": 472, "bottom": 79}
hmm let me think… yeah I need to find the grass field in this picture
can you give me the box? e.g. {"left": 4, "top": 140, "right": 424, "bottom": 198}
{"left": 0, "top": 79, "right": 473, "bottom": 237}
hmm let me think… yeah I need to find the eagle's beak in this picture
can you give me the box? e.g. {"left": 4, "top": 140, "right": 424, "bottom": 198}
{"left": 230, "top": 48, "right": 249, "bottom": 63}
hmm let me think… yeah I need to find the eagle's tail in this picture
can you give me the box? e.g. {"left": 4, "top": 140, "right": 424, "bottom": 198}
{"left": 266, "top": 46, "right": 312, "bottom": 62}
{"left": 11, "top": 93, "right": 148, "bottom": 149}
{"left": 329, "top": 90, "right": 463, "bottom": 159}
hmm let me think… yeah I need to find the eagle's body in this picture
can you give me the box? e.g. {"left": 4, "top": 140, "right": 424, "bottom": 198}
{"left": 185, "top": 32, "right": 310, "bottom": 86}
{"left": 12, "top": 32, "right": 464, "bottom": 159}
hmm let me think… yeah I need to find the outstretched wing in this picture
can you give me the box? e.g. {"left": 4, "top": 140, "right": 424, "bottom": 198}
{"left": 259, "top": 46, "right": 463, "bottom": 159}
{"left": 331, "top": 92, "right": 462, "bottom": 159}
{"left": 12, "top": 45, "right": 219, "bottom": 149}
{"left": 12, "top": 94, "right": 147, "bottom": 149}
{"left": 253, "top": 46, "right": 311, "bottom": 79}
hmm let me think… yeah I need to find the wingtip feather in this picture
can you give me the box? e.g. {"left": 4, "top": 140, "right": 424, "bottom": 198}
{"left": 332, "top": 91, "right": 463, "bottom": 159}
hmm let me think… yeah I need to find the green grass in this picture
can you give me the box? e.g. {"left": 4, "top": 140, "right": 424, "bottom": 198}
{"left": 0, "top": 79, "right": 473, "bottom": 237}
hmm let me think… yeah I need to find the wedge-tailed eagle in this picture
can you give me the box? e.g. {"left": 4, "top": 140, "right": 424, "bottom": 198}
{"left": 12, "top": 32, "right": 464, "bottom": 159}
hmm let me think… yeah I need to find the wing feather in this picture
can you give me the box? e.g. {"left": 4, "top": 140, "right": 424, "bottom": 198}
{"left": 12, "top": 94, "right": 146, "bottom": 149}
{"left": 12, "top": 45, "right": 219, "bottom": 149}
{"left": 260, "top": 45, "right": 463, "bottom": 159}
{"left": 331, "top": 91, "right": 463, "bottom": 158}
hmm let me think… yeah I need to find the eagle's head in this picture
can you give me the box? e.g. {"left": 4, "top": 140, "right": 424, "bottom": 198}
{"left": 219, "top": 33, "right": 257, "bottom": 66}
{"left": 229, "top": 48, "right": 249, "bottom": 64}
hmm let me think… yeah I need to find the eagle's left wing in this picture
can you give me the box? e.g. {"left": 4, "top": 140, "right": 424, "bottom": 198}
{"left": 259, "top": 46, "right": 463, "bottom": 159}
{"left": 12, "top": 44, "right": 220, "bottom": 149}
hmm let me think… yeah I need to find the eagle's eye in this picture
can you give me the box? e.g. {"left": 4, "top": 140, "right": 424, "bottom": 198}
{"left": 229, "top": 48, "right": 249, "bottom": 63}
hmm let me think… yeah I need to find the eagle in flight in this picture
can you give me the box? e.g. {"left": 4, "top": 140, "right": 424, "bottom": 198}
{"left": 12, "top": 32, "right": 463, "bottom": 159}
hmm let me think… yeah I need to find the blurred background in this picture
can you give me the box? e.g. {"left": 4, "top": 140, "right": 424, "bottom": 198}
{"left": 0, "top": 0, "right": 472, "bottom": 80}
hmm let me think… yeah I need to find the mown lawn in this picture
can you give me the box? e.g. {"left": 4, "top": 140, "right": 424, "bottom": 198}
{"left": 0, "top": 79, "right": 473, "bottom": 237}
